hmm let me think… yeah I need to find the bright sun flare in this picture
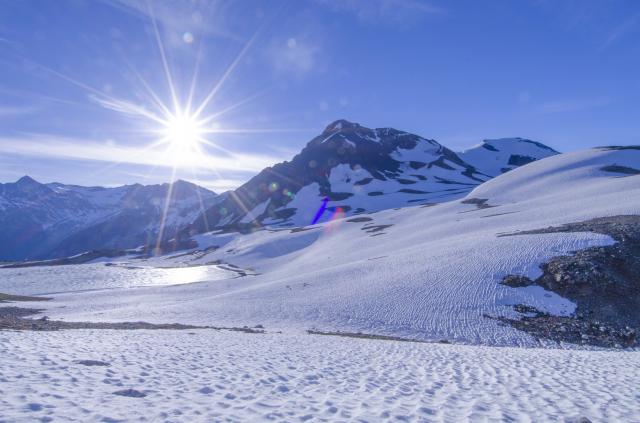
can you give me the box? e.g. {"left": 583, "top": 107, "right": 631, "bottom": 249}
{"left": 161, "top": 112, "right": 206, "bottom": 165}
{"left": 164, "top": 114, "right": 203, "bottom": 148}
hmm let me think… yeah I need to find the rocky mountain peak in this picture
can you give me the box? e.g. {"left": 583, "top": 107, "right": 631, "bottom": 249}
{"left": 15, "top": 175, "right": 41, "bottom": 187}
{"left": 186, "top": 122, "right": 558, "bottom": 235}
{"left": 1, "top": 175, "right": 52, "bottom": 197}
{"left": 322, "top": 119, "right": 364, "bottom": 134}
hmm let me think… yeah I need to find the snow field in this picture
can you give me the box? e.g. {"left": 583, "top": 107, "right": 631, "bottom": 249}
{"left": 0, "top": 330, "right": 638, "bottom": 422}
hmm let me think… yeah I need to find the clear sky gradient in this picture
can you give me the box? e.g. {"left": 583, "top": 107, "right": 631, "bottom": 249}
{"left": 1, "top": 0, "right": 638, "bottom": 191}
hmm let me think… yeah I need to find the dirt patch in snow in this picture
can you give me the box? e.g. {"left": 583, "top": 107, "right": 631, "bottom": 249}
{"left": 289, "top": 227, "right": 316, "bottom": 233}
{"left": 0, "top": 306, "right": 207, "bottom": 331}
{"left": 598, "top": 145, "right": 640, "bottom": 151}
{"left": 0, "top": 297, "right": 266, "bottom": 333}
{"left": 600, "top": 165, "right": 640, "bottom": 176}
{"left": 480, "top": 211, "right": 520, "bottom": 219}
{"left": 0, "top": 293, "right": 51, "bottom": 303}
{"left": 307, "top": 329, "right": 451, "bottom": 344}
{"left": 460, "top": 198, "right": 497, "bottom": 211}
{"left": 361, "top": 224, "right": 393, "bottom": 234}
{"left": 346, "top": 217, "right": 373, "bottom": 223}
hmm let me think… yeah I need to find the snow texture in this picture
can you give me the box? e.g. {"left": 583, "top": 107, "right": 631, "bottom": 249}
{"left": 0, "top": 330, "right": 638, "bottom": 422}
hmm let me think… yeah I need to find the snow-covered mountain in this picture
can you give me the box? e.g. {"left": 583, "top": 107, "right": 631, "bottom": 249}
{"left": 0, "top": 120, "right": 557, "bottom": 260}
{"left": 187, "top": 120, "right": 557, "bottom": 233}
{"left": 20, "top": 146, "right": 639, "bottom": 347}
{"left": 0, "top": 177, "right": 218, "bottom": 260}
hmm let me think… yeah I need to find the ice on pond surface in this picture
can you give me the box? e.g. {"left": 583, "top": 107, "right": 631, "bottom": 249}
{"left": 0, "top": 263, "right": 235, "bottom": 296}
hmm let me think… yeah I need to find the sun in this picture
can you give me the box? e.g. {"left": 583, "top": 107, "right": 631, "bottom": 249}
{"left": 161, "top": 112, "right": 206, "bottom": 165}
{"left": 163, "top": 113, "right": 203, "bottom": 150}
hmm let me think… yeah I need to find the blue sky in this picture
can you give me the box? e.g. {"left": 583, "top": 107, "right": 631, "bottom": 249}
{"left": 1, "top": 0, "right": 639, "bottom": 191}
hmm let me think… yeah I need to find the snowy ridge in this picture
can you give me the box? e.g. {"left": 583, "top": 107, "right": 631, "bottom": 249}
{"left": 20, "top": 146, "right": 640, "bottom": 347}
{"left": 460, "top": 137, "right": 558, "bottom": 176}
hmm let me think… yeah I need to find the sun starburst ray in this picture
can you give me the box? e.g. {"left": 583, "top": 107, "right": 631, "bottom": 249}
{"left": 197, "top": 88, "right": 271, "bottom": 126}
{"left": 191, "top": 26, "right": 263, "bottom": 119}
{"left": 146, "top": 1, "right": 180, "bottom": 111}
{"left": 155, "top": 164, "right": 178, "bottom": 252}
{"left": 188, "top": 166, "right": 212, "bottom": 232}
{"left": 91, "top": 95, "right": 167, "bottom": 125}
{"left": 186, "top": 37, "right": 206, "bottom": 115}
{"left": 123, "top": 60, "right": 174, "bottom": 118}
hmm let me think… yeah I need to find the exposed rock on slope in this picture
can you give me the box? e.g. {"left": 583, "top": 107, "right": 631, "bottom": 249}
{"left": 499, "top": 215, "right": 640, "bottom": 347}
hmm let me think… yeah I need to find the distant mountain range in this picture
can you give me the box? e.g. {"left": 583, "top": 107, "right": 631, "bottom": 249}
{"left": 0, "top": 119, "right": 558, "bottom": 260}
{"left": 186, "top": 119, "right": 558, "bottom": 234}
{"left": 0, "top": 177, "right": 218, "bottom": 260}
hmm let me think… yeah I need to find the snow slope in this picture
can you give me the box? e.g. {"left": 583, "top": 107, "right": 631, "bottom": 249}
{"left": 1, "top": 330, "right": 637, "bottom": 422}
{"left": 9, "top": 146, "right": 638, "bottom": 347}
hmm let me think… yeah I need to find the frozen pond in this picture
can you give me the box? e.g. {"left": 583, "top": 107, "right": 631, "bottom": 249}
{"left": 0, "top": 263, "right": 235, "bottom": 296}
